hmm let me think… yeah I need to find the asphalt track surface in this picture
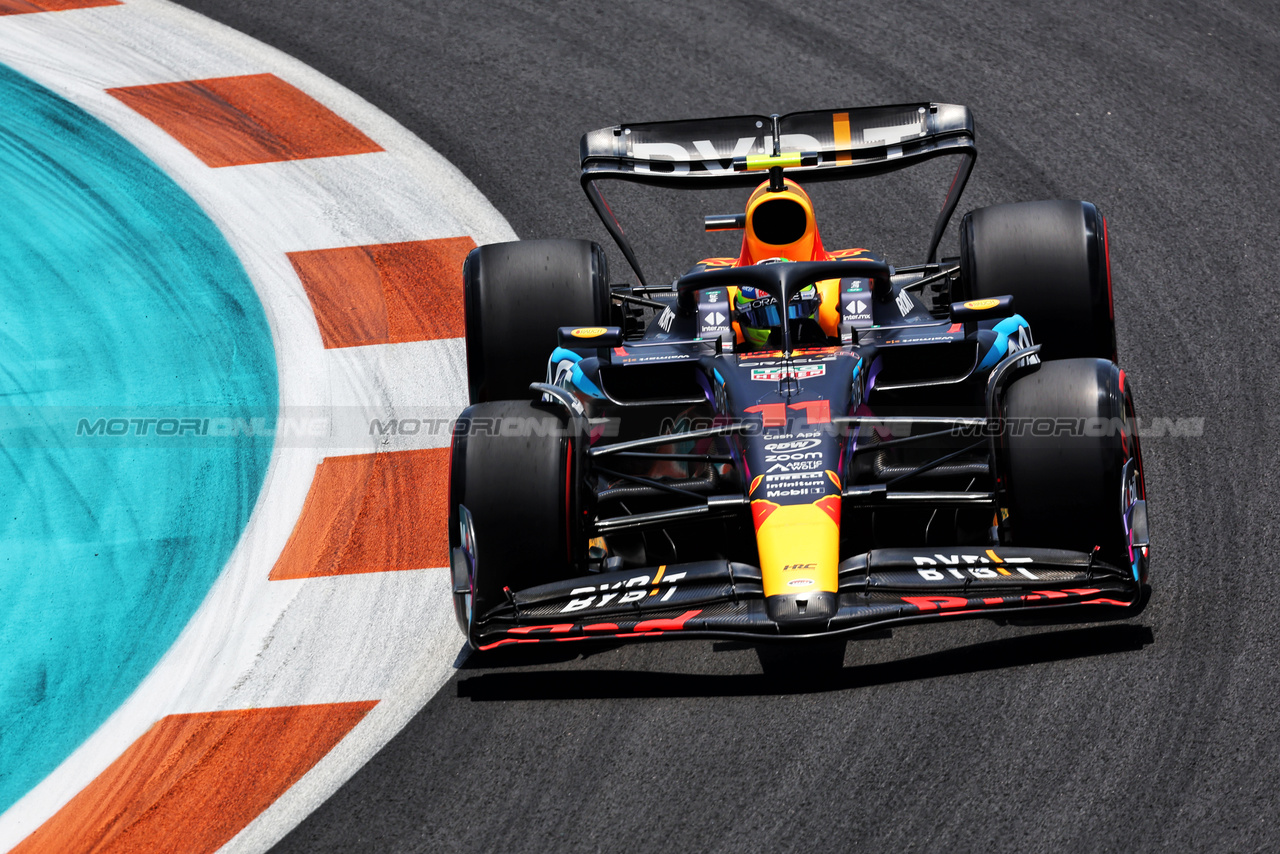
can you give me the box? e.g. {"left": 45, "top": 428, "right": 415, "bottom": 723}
{"left": 172, "top": 1, "right": 1280, "bottom": 850}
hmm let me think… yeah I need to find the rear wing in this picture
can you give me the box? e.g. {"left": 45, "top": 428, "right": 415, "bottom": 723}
{"left": 579, "top": 103, "right": 976, "bottom": 285}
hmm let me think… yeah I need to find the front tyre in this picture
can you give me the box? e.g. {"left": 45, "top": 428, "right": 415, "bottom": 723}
{"left": 999, "top": 358, "right": 1145, "bottom": 571}
{"left": 448, "top": 400, "right": 584, "bottom": 642}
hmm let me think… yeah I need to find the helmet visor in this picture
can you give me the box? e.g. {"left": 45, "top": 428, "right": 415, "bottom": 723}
{"left": 736, "top": 288, "right": 821, "bottom": 331}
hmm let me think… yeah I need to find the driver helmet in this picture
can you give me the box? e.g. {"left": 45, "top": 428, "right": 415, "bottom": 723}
{"left": 734, "top": 280, "right": 822, "bottom": 350}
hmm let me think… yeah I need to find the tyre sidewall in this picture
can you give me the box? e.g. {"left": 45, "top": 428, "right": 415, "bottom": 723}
{"left": 449, "top": 400, "right": 582, "bottom": 636}
{"left": 999, "top": 358, "right": 1134, "bottom": 564}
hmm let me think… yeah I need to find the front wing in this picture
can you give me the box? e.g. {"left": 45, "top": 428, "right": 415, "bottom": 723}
{"left": 470, "top": 547, "right": 1143, "bottom": 650}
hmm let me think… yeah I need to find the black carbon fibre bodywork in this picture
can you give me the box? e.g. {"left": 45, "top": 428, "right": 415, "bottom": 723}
{"left": 470, "top": 548, "right": 1141, "bottom": 650}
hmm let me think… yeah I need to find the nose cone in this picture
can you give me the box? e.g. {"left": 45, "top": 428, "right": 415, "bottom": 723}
{"left": 752, "top": 496, "right": 841, "bottom": 626}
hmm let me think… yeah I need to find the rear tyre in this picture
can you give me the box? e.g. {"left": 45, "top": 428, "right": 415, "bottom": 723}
{"left": 449, "top": 400, "right": 583, "bottom": 640}
{"left": 463, "top": 239, "right": 610, "bottom": 403}
{"left": 959, "top": 200, "right": 1116, "bottom": 361}
{"left": 1000, "top": 358, "right": 1142, "bottom": 569}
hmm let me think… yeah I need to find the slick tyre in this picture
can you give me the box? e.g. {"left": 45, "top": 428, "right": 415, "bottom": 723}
{"left": 448, "top": 400, "right": 582, "bottom": 642}
{"left": 959, "top": 200, "right": 1116, "bottom": 361}
{"left": 463, "top": 238, "right": 610, "bottom": 403}
{"left": 999, "top": 358, "right": 1142, "bottom": 568}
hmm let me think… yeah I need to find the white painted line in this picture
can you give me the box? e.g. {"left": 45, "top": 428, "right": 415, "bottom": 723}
{"left": 0, "top": 1, "right": 509, "bottom": 851}
{"left": 325, "top": 338, "right": 470, "bottom": 454}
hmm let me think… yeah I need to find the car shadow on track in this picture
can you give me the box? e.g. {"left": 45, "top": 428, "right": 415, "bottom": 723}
{"left": 456, "top": 623, "right": 1154, "bottom": 700}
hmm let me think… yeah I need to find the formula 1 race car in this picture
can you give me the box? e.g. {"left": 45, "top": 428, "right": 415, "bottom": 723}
{"left": 449, "top": 103, "right": 1150, "bottom": 652}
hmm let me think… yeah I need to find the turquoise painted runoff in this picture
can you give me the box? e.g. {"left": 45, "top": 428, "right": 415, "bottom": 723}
{"left": 0, "top": 64, "right": 277, "bottom": 811}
